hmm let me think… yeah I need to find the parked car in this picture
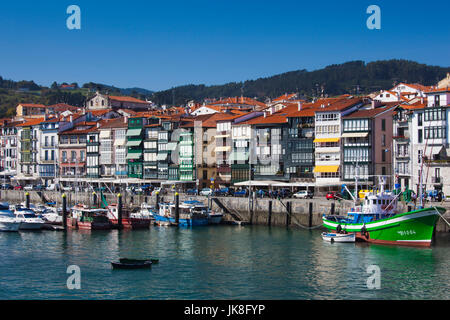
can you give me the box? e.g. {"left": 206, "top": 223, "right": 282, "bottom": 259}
{"left": 1, "top": 183, "right": 12, "bottom": 190}
{"left": 200, "top": 188, "right": 213, "bottom": 196}
{"left": 24, "top": 184, "right": 34, "bottom": 191}
{"left": 215, "top": 187, "right": 232, "bottom": 196}
{"left": 326, "top": 192, "right": 341, "bottom": 200}
{"left": 293, "top": 190, "right": 314, "bottom": 199}
{"left": 62, "top": 186, "right": 73, "bottom": 192}
{"left": 14, "top": 185, "right": 24, "bottom": 190}
{"left": 186, "top": 188, "right": 198, "bottom": 195}
{"left": 234, "top": 189, "right": 247, "bottom": 197}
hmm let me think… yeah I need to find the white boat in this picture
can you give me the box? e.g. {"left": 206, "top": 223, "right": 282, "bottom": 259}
{"left": 131, "top": 202, "right": 155, "bottom": 220}
{"left": 41, "top": 207, "right": 63, "bottom": 224}
{"left": 0, "top": 203, "right": 21, "bottom": 232}
{"left": 14, "top": 209, "right": 45, "bottom": 230}
{"left": 321, "top": 232, "right": 356, "bottom": 243}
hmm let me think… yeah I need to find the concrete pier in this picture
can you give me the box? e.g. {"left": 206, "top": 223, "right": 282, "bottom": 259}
{"left": 1, "top": 189, "right": 450, "bottom": 232}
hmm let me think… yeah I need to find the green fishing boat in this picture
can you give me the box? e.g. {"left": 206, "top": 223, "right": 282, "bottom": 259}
{"left": 322, "top": 177, "right": 446, "bottom": 247}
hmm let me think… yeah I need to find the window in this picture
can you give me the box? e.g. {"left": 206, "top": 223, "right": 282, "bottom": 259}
{"left": 418, "top": 150, "right": 423, "bottom": 164}
{"left": 381, "top": 119, "right": 386, "bottom": 131}
{"left": 80, "top": 151, "right": 85, "bottom": 161}
{"left": 418, "top": 129, "right": 423, "bottom": 143}
{"left": 382, "top": 167, "right": 386, "bottom": 175}
{"left": 418, "top": 113, "right": 422, "bottom": 127}
{"left": 382, "top": 149, "right": 386, "bottom": 162}
{"left": 45, "top": 150, "right": 48, "bottom": 161}
{"left": 203, "top": 170, "right": 207, "bottom": 180}
{"left": 381, "top": 134, "right": 386, "bottom": 147}
{"left": 62, "top": 151, "right": 67, "bottom": 162}
{"left": 71, "top": 151, "right": 76, "bottom": 162}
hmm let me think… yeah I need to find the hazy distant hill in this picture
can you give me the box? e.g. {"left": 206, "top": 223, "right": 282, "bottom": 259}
{"left": 151, "top": 60, "right": 450, "bottom": 105}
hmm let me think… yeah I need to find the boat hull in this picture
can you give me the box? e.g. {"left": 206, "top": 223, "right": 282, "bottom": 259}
{"left": 153, "top": 214, "right": 209, "bottom": 227}
{"left": 19, "top": 222, "right": 44, "bottom": 230}
{"left": 323, "top": 207, "right": 444, "bottom": 247}
{"left": 208, "top": 214, "right": 223, "bottom": 225}
{"left": 67, "top": 218, "right": 112, "bottom": 230}
{"left": 322, "top": 232, "right": 355, "bottom": 243}
{"left": 0, "top": 221, "right": 21, "bottom": 232}
{"left": 109, "top": 218, "right": 151, "bottom": 229}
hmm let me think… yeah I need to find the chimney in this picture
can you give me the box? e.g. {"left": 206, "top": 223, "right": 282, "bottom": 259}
{"left": 124, "top": 116, "right": 128, "bottom": 124}
{"left": 264, "top": 111, "right": 267, "bottom": 118}
{"left": 297, "top": 101, "right": 302, "bottom": 111}
{"left": 69, "top": 115, "right": 73, "bottom": 123}
{"left": 97, "top": 122, "right": 100, "bottom": 128}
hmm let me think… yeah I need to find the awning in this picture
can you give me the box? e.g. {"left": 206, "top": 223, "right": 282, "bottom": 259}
{"left": 314, "top": 138, "right": 340, "bottom": 143}
{"left": 126, "top": 139, "right": 142, "bottom": 147}
{"left": 313, "top": 165, "right": 339, "bottom": 173}
{"left": 126, "top": 128, "right": 142, "bottom": 137}
{"left": 167, "top": 142, "right": 178, "bottom": 151}
{"left": 215, "top": 146, "right": 231, "bottom": 152}
{"left": 229, "top": 152, "right": 249, "bottom": 161}
{"left": 215, "top": 134, "right": 230, "bottom": 138}
{"left": 126, "top": 153, "right": 142, "bottom": 160}
{"left": 341, "top": 132, "right": 369, "bottom": 138}
{"left": 114, "top": 139, "right": 126, "bottom": 146}
{"left": 99, "top": 130, "right": 111, "bottom": 138}
{"left": 157, "top": 153, "right": 167, "bottom": 161}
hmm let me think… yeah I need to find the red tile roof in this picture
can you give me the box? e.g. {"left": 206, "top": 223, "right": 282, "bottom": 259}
{"left": 17, "top": 117, "right": 45, "bottom": 127}
{"left": 108, "top": 95, "right": 150, "bottom": 104}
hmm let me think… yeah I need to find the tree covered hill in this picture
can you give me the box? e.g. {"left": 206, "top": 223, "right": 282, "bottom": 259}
{"left": 151, "top": 60, "right": 450, "bottom": 105}
{"left": 1, "top": 59, "right": 449, "bottom": 117}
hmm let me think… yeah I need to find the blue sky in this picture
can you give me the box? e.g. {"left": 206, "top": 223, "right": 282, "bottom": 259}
{"left": 0, "top": 0, "right": 448, "bottom": 91}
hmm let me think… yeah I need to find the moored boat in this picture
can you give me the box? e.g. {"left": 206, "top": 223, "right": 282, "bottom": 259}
{"left": 111, "top": 260, "right": 152, "bottom": 269}
{"left": 13, "top": 206, "right": 45, "bottom": 230}
{"left": 322, "top": 177, "right": 446, "bottom": 247}
{"left": 68, "top": 204, "right": 112, "bottom": 230}
{"left": 154, "top": 200, "right": 210, "bottom": 227}
{"left": 0, "top": 203, "right": 21, "bottom": 232}
{"left": 321, "top": 232, "right": 356, "bottom": 243}
{"left": 106, "top": 204, "right": 151, "bottom": 229}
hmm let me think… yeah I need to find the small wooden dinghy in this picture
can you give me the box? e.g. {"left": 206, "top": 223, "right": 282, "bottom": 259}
{"left": 322, "top": 232, "right": 355, "bottom": 243}
{"left": 111, "top": 259, "right": 152, "bottom": 269}
{"left": 119, "top": 258, "right": 159, "bottom": 264}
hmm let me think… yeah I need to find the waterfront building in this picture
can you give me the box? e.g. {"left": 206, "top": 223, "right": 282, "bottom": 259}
{"left": 285, "top": 102, "right": 318, "bottom": 182}
{"left": 143, "top": 122, "right": 160, "bottom": 180}
{"left": 215, "top": 115, "right": 236, "bottom": 187}
{"left": 230, "top": 112, "right": 264, "bottom": 183}
{"left": 0, "top": 120, "right": 22, "bottom": 174}
{"left": 58, "top": 122, "right": 96, "bottom": 179}
{"left": 240, "top": 109, "right": 290, "bottom": 182}
{"left": 342, "top": 103, "right": 396, "bottom": 188}
{"left": 313, "top": 97, "right": 364, "bottom": 189}
{"left": 86, "top": 124, "right": 101, "bottom": 179}
{"left": 16, "top": 118, "right": 44, "bottom": 184}
{"left": 411, "top": 87, "right": 450, "bottom": 195}
{"left": 39, "top": 116, "right": 59, "bottom": 185}
{"left": 191, "top": 114, "right": 218, "bottom": 189}
{"left": 126, "top": 117, "right": 146, "bottom": 179}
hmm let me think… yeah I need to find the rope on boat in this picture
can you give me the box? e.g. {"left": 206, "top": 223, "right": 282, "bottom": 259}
{"left": 433, "top": 207, "right": 450, "bottom": 228}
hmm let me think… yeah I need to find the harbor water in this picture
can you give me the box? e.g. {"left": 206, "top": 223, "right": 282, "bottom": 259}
{"left": 0, "top": 225, "right": 449, "bottom": 300}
